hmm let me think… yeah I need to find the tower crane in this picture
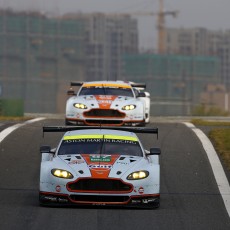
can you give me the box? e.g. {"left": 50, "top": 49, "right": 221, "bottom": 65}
{"left": 121, "top": 0, "right": 178, "bottom": 53}
{"left": 109, "top": 0, "right": 178, "bottom": 53}
{"left": 157, "top": 0, "right": 178, "bottom": 53}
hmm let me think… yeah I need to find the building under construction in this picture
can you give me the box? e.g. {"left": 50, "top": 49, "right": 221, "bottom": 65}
{"left": 0, "top": 10, "right": 86, "bottom": 113}
{"left": 0, "top": 10, "right": 138, "bottom": 113}
{"left": 165, "top": 27, "right": 230, "bottom": 89}
{"left": 122, "top": 53, "right": 221, "bottom": 115}
{"left": 0, "top": 8, "right": 224, "bottom": 116}
{"left": 62, "top": 12, "right": 138, "bottom": 81}
{"left": 162, "top": 27, "right": 230, "bottom": 113}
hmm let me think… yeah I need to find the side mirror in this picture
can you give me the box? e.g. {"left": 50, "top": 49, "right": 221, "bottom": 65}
{"left": 67, "top": 90, "right": 76, "bottom": 96}
{"left": 40, "top": 145, "right": 52, "bottom": 153}
{"left": 145, "top": 92, "right": 150, "bottom": 97}
{"left": 149, "top": 147, "right": 161, "bottom": 155}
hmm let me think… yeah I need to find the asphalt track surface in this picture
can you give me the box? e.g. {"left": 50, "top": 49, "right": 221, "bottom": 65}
{"left": 0, "top": 118, "right": 230, "bottom": 230}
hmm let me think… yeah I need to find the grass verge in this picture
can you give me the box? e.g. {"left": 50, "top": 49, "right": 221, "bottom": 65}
{"left": 209, "top": 129, "right": 230, "bottom": 170}
{"left": 191, "top": 119, "right": 230, "bottom": 170}
{"left": 0, "top": 116, "right": 34, "bottom": 121}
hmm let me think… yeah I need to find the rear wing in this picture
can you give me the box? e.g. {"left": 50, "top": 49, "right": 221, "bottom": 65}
{"left": 70, "top": 81, "right": 146, "bottom": 88}
{"left": 43, "top": 126, "right": 158, "bottom": 138}
{"left": 70, "top": 82, "right": 84, "bottom": 87}
{"left": 130, "top": 82, "right": 146, "bottom": 89}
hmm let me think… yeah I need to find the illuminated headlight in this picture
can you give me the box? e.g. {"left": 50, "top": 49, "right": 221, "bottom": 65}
{"left": 51, "top": 169, "right": 74, "bottom": 179}
{"left": 73, "top": 103, "right": 87, "bottom": 109}
{"left": 127, "top": 170, "right": 149, "bottom": 180}
{"left": 122, "top": 104, "right": 136, "bottom": 110}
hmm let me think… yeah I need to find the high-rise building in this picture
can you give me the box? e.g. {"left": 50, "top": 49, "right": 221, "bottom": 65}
{"left": 62, "top": 13, "right": 138, "bottom": 81}
{"left": 0, "top": 9, "right": 86, "bottom": 113}
{"left": 0, "top": 10, "right": 138, "bottom": 113}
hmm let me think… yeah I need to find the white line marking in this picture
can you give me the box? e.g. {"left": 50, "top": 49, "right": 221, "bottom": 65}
{"left": 184, "top": 122, "right": 230, "bottom": 217}
{"left": 0, "top": 117, "right": 45, "bottom": 143}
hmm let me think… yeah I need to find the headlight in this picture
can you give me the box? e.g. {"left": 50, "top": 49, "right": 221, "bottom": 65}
{"left": 127, "top": 170, "right": 149, "bottom": 180}
{"left": 122, "top": 104, "right": 136, "bottom": 110}
{"left": 73, "top": 103, "right": 87, "bottom": 109}
{"left": 51, "top": 169, "right": 74, "bottom": 179}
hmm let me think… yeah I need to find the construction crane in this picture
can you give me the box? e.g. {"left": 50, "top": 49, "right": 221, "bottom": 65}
{"left": 108, "top": 0, "right": 178, "bottom": 53}
{"left": 119, "top": 0, "right": 178, "bottom": 53}
{"left": 157, "top": 0, "right": 178, "bottom": 53}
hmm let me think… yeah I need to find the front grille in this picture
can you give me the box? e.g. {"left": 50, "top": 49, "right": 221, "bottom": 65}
{"left": 84, "top": 109, "right": 125, "bottom": 118}
{"left": 67, "top": 179, "right": 132, "bottom": 192}
{"left": 69, "top": 195, "right": 130, "bottom": 203}
{"left": 85, "top": 119, "right": 123, "bottom": 125}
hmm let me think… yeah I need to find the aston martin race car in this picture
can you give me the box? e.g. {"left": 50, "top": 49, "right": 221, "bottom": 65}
{"left": 65, "top": 80, "right": 148, "bottom": 126}
{"left": 39, "top": 126, "right": 161, "bottom": 208}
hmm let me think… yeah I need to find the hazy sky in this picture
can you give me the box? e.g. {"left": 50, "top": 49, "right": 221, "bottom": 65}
{"left": 2, "top": 0, "right": 230, "bottom": 49}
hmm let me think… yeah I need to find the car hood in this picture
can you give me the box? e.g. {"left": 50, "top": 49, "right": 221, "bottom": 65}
{"left": 71, "top": 95, "right": 135, "bottom": 109}
{"left": 56, "top": 154, "right": 145, "bottom": 178}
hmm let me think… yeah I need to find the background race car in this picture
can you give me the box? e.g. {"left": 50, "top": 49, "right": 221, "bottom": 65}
{"left": 39, "top": 126, "right": 161, "bottom": 209}
{"left": 65, "top": 80, "right": 148, "bottom": 126}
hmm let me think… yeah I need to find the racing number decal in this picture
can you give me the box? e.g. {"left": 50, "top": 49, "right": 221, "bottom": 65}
{"left": 95, "top": 95, "right": 117, "bottom": 109}
{"left": 83, "top": 154, "right": 119, "bottom": 178}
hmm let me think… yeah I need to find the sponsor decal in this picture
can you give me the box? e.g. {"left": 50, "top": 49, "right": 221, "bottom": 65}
{"left": 90, "top": 155, "right": 111, "bottom": 162}
{"left": 98, "top": 95, "right": 113, "bottom": 100}
{"left": 95, "top": 95, "right": 117, "bottom": 108}
{"left": 64, "top": 134, "right": 137, "bottom": 142}
{"left": 63, "top": 138, "right": 102, "bottom": 144}
{"left": 104, "top": 139, "right": 137, "bottom": 144}
{"left": 116, "top": 161, "right": 129, "bottom": 165}
{"left": 68, "top": 159, "right": 84, "bottom": 164}
{"left": 63, "top": 138, "right": 137, "bottom": 145}
{"left": 56, "top": 185, "right": 61, "bottom": 192}
{"left": 67, "top": 114, "right": 74, "bottom": 117}
{"left": 98, "top": 100, "right": 113, "bottom": 104}
{"left": 88, "top": 164, "right": 112, "bottom": 169}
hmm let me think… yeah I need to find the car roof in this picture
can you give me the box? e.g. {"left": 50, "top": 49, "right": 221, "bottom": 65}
{"left": 63, "top": 129, "right": 138, "bottom": 139}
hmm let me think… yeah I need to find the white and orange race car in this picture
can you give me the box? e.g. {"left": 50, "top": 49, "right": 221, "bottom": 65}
{"left": 39, "top": 126, "right": 161, "bottom": 208}
{"left": 65, "top": 81, "right": 148, "bottom": 126}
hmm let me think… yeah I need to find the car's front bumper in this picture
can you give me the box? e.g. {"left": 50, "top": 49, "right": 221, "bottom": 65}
{"left": 39, "top": 191, "right": 160, "bottom": 208}
{"left": 65, "top": 117, "right": 145, "bottom": 126}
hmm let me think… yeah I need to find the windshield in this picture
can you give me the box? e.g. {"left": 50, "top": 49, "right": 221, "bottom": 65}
{"left": 58, "top": 137, "right": 143, "bottom": 157}
{"left": 79, "top": 87, "right": 134, "bottom": 97}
